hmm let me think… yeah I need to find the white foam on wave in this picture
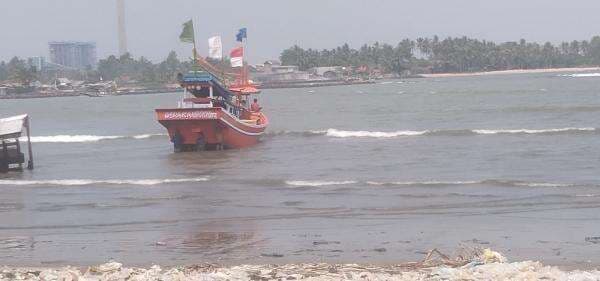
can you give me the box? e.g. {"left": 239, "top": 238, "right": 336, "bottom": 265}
{"left": 325, "top": 128, "right": 428, "bottom": 138}
{"left": 27, "top": 135, "right": 123, "bottom": 143}
{"left": 285, "top": 179, "right": 582, "bottom": 188}
{"left": 512, "top": 182, "right": 575, "bottom": 188}
{"left": 562, "top": 73, "right": 600, "bottom": 77}
{"left": 367, "top": 180, "right": 579, "bottom": 188}
{"left": 132, "top": 133, "right": 167, "bottom": 139}
{"left": 285, "top": 180, "right": 357, "bottom": 187}
{"left": 0, "top": 177, "right": 209, "bottom": 186}
{"left": 319, "top": 127, "right": 595, "bottom": 139}
{"left": 366, "top": 180, "right": 481, "bottom": 186}
{"left": 473, "top": 127, "right": 595, "bottom": 135}
{"left": 22, "top": 133, "right": 166, "bottom": 143}
{"left": 576, "top": 194, "right": 600, "bottom": 197}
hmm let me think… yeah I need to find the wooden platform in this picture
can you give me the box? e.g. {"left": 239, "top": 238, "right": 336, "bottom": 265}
{"left": 0, "top": 114, "right": 33, "bottom": 173}
{"left": 0, "top": 141, "right": 25, "bottom": 172}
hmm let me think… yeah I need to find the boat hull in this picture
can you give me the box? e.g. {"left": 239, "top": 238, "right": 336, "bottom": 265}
{"left": 155, "top": 108, "right": 268, "bottom": 150}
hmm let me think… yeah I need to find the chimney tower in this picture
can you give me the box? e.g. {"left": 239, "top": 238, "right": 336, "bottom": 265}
{"left": 117, "top": 0, "right": 128, "bottom": 56}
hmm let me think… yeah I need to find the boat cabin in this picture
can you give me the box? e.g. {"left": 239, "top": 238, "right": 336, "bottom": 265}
{"left": 178, "top": 71, "right": 262, "bottom": 121}
{"left": 0, "top": 115, "right": 34, "bottom": 173}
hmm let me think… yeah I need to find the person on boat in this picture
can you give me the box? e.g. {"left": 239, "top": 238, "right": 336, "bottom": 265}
{"left": 250, "top": 98, "right": 262, "bottom": 112}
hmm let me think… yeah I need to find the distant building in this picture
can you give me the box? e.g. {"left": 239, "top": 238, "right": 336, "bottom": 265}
{"left": 251, "top": 60, "right": 310, "bottom": 83}
{"left": 27, "top": 57, "right": 46, "bottom": 72}
{"left": 309, "top": 66, "right": 345, "bottom": 79}
{"left": 48, "top": 42, "right": 97, "bottom": 70}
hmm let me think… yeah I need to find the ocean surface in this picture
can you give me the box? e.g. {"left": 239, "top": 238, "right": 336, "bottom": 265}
{"left": 1, "top": 72, "right": 600, "bottom": 267}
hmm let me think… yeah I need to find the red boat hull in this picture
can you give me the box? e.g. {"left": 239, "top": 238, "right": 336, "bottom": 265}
{"left": 156, "top": 108, "right": 268, "bottom": 149}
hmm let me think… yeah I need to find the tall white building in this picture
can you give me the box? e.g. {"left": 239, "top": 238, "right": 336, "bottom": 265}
{"left": 48, "top": 42, "right": 97, "bottom": 70}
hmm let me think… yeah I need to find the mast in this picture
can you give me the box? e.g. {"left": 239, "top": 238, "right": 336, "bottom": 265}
{"left": 242, "top": 33, "right": 248, "bottom": 86}
{"left": 116, "top": 0, "right": 128, "bottom": 56}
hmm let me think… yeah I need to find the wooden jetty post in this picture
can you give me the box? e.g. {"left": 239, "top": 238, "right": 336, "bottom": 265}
{"left": 25, "top": 116, "right": 33, "bottom": 170}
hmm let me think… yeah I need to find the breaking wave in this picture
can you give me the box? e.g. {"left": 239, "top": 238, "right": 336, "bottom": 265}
{"left": 297, "top": 127, "right": 598, "bottom": 138}
{"left": 44, "top": 128, "right": 596, "bottom": 142}
{"left": 366, "top": 179, "right": 577, "bottom": 188}
{"left": 23, "top": 134, "right": 166, "bottom": 143}
{"left": 285, "top": 180, "right": 357, "bottom": 187}
{"left": 472, "top": 127, "right": 595, "bottom": 135}
{"left": 285, "top": 179, "right": 580, "bottom": 188}
{"left": 366, "top": 180, "right": 481, "bottom": 186}
{"left": 325, "top": 129, "right": 428, "bottom": 138}
{"left": 560, "top": 73, "right": 600, "bottom": 77}
{"left": 0, "top": 177, "right": 209, "bottom": 186}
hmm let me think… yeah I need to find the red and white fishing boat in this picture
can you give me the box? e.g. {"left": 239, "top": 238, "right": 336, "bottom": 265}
{"left": 156, "top": 71, "right": 268, "bottom": 150}
{"left": 156, "top": 25, "right": 267, "bottom": 151}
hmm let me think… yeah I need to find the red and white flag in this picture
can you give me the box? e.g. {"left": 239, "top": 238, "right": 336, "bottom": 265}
{"left": 230, "top": 47, "right": 244, "bottom": 67}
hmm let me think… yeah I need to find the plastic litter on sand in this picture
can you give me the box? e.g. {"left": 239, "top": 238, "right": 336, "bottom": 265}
{"left": 2, "top": 249, "right": 600, "bottom": 280}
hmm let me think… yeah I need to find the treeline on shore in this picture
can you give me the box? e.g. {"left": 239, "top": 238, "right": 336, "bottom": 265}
{"left": 280, "top": 36, "right": 600, "bottom": 74}
{"left": 0, "top": 51, "right": 202, "bottom": 86}
{"left": 3, "top": 35, "right": 600, "bottom": 86}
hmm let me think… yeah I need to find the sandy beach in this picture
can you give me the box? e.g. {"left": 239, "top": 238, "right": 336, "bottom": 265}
{"left": 420, "top": 67, "right": 600, "bottom": 78}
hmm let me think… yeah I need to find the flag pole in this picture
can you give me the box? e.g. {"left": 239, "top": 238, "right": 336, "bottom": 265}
{"left": 242, "top": 32, "right": 248, "bottom": 86}
{"left": 192, "top": 20, "right": 198, "bottom": 65}
{"left": 193, "top": 40, "right": 198, "bottom": 63}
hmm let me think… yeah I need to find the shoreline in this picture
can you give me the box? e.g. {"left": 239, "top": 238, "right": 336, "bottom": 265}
{"left": 420, "top": 66, "right": 600, "bottom": 78}
{"left": 258, "top": 79, "right": 376, "bottom": 89}
{"left": 0, "top": 88, "right": 180, "bottom": 100}
{"left": 1, "top": 66, "right": 598, "bottom": 100}
{"left": 2, "top": 246, "right": 599, "bottom": 272}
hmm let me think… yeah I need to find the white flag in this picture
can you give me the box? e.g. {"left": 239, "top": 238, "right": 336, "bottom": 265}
{"left": 208, "top": 36, "right": 222, "bottom": 59}
{"left": 230, "top": 57, "right": 243, "bottom": 67}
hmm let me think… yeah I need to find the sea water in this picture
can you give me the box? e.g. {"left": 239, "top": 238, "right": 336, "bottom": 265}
{"left": 1, "top": 72, "right": 600, "bottom": 267}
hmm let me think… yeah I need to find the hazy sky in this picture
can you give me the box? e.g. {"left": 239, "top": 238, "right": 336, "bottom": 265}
{"left": 1, "top": 0, "right": 599, "bottom": 63}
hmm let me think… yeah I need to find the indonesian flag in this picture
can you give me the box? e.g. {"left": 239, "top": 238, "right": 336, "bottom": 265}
{"left": 230, "top": 47, "right": 244, "bottom": 67}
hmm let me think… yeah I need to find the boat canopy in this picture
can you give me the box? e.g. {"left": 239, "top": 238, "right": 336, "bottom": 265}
{"left": 0, "top": 114, "right": 28, "bottom": 139}
{"left": 180, "top": 71, "right": 233, "bottom": 99}
{"left": 229, "top": 85, "right": 260, "bottom": 95}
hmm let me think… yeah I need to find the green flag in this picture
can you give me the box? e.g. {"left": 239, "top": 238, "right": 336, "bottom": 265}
{"left": 179, "top": 20, "right": 195, "bottom": 44}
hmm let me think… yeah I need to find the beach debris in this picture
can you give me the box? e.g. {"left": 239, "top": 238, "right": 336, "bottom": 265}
{"left": 3, "top": 259, "right": 600, "bottom": 281}
{"left": 89, "top": 261, "right": 122, "bottom": 273}
{"left": 481, "top": 248, "right": 507, "bottom": 264}
{"left": 9, "top": 248, "right": 599, "bottom": 281}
